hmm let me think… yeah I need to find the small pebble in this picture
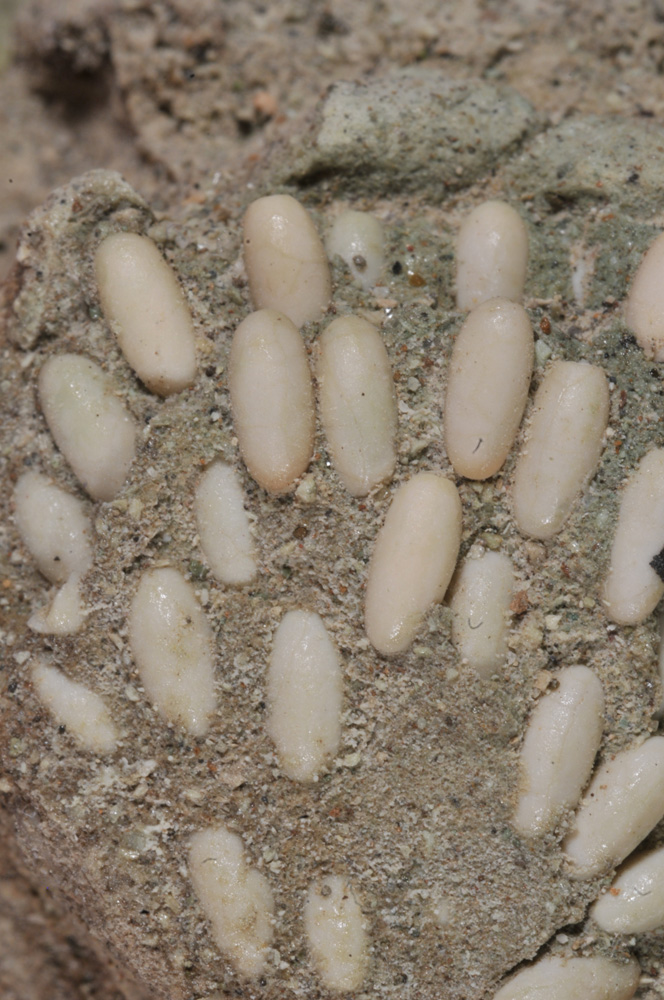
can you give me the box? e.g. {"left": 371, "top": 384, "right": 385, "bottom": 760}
{"left": 326, "top": 210, "right": 384, "bottom": 290}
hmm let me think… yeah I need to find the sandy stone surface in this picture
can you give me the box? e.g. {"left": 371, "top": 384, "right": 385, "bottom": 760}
{"left": 4, "top": 3, "right": 664, "bottom": 1000}
{"left": 3, "top": 0, "right": 664, "bottom": 281}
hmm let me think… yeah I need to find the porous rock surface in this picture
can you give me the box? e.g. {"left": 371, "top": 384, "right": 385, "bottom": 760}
{"left": 4, "top": 11, "right": 664, "bottom": 1000}
{"left": 274, "top": 70, "right": 541, "bottom": 195}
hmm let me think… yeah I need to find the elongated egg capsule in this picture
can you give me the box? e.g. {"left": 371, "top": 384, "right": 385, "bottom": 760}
{"left": 95, "top": 231, "right": 197, "bottom": 396}
{"left": 128, "top": 567, "right": 217, "bottom": 736}
{"left": 449, "top": 550, "right": 515, "bottom": 677}
{"left": 456, "top": 201, "right": 528, "bottom": 311}
{"left": 14, "top": 470, "right": 92, "bottom": 583}
{"left": 267, "top": 609, "right": 342, "bottom": 782}
{"left": 444, "top": 297, "right": 533, "bottom": 480}
{"left": 513, "top": 666, "right": 604, "bottom": 836}
{"left": 189, "top": 826, "right": 274, "bottom": 978}
{"left": 603, "top": 448, "right": 664, "bottom": 625}
{"left": 365, "top": 472, "right": 462, "bottom": 655}
{"left": 563, "top": 736, "right": 664, "bottom": 878}
{"left": 625, "top": 230, "right": 664, "bottom": 361}
{"left": 326, "top": 210, "right": 384, "bottom": 290}
{"left": 195, "top": 462, "right": 257, "bottom": 585}
{"left": 243, "top": 194, "right": 331, "bottom": 327}
{"left": 317, "top": 314, "right": 397, "bottom": 496}
{"left": 39, "top": 354, "right": 137, "bottom": 501}
{"left": 493, "top": 955, "right": 639, "bottom": 1000}
{"left": 590, "top": 846, "right": 664, "bottom": 933}
{"left": 512, "top": 360, "right": 609, "bottom": 539}
{"left": 229, "top": 309, "right": 315, "bottom": 494}
{"left": 32, "top": 658, "right": 118, "bottom": 754}
{"left": 304, "top": 875, "right": 368, "bottom": 991}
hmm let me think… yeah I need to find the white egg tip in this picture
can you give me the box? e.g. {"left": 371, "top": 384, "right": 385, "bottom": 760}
{"left": 243, "top": 194, "right": 331, "bottom": 327}
{"left": 95, "top": 231, "right": 197, "bottom": 396}
{"left": 229, "top": 309, "right": 315, "bottom": 494}
{"left": 128, "top": 567, "right": 217, "bottom": 736}
{"left": 39, "top": 353, "right": 137, "bottom": 501}
{"left": 189, "top": 826, "right": 275, "bottom": 978}
{"left": 32, "top": 658, "right": 119, "bottom": 754}
{"left": 267, "top": 609, "right": 342, "bottom": 782}
{"left": 304, "top": 875, "right": 368, "bottom": 991}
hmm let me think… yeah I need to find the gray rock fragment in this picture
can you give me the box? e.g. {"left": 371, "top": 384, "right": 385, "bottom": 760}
{"left": 505, "top": 115, "right": 664, "bottom": 214}
{"left": 276, "top": 69, "right": 542, "bottom": 198}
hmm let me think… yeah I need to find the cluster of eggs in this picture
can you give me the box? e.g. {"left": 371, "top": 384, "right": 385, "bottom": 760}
{"left": 11, "top": 184, "right": 664, "bottom": 997}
